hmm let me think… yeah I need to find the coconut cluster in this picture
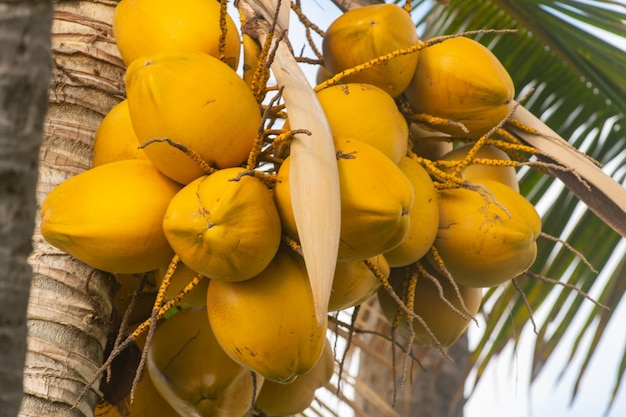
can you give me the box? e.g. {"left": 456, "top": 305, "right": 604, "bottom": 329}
{"left": 40, "top": 2, "right": 542, "bottom": 416}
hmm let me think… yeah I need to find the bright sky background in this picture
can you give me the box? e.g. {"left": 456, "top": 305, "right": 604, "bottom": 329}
{"left": 256, "top": 1, "right": 626, "bottom": 416}
{"left": 464, "top": 236, "right": 626, "bottom": 417}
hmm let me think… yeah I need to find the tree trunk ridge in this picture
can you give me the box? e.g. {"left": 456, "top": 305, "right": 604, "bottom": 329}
{"left": 22, "top": 2, "right": 123, "bottom": 416}
{"left": 0, "top": 1, "right": 52, "bottom": 416}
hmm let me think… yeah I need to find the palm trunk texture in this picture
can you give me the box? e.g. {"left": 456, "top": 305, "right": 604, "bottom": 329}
{"left": 0, "top": 1, "right": 52, "bottom": 416}
{"left": 21, "top": 1, "right": 123, "bottom": 416}
{"left": 351, "top": 299, "right": 467, "bottom": 417}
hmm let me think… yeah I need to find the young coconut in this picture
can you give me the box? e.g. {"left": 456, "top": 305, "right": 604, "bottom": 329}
{"left": 384, "top": 156, "right": 439, "bottom": 267}
{"left": 206, "top": 246, "right": 328, "bottom": 383}
{"left": 328, "top": 254, "right": 389, "bottom": 312}
{"left": 242, "top": 33, "right": 262, "bottom": 88}
{"left": 439, "top": 143, "right": 520, "bottom": 191}
{"left": 94, "top": 368, "right": 183, "bottom": 417}
{"left": 404, "top": 36, "right": 514, "bottom": 138}
{"left": 315, "top": 65, "right": 332, "bottom": 86}
{"left": 254, "top": 338, "right": 335, "bottom": 416}
{"left": 322, "top": 3, "right": 420, "bottom": 97}
{"left": 147, "top": 306, "right": 263, "bottom": 417}
{"left": 40, "top": 159, "right": 181, "bottom": 274}
{"left": 429, "top": 179, "right": 541, "bottom": 288}
{"left": 113, "top": 0, "right": 240, "bottom": 68}
{"left": 409, "top": 122, "right": 454, "bottom": 161}
{"left": 113, "top": 272, "right": 159, "bottom": 328}
{"left": 125, "top": 50, "right": 261, "bottom": 184}
{"left": 316, "top": 83, "right": 408, "bottom": 164}
{"left": 274, "top": 138, "right": 414, "bottom": 262}
{"left": 377, "top": 265, "right": 483, "bottom": 348}
{"left": 92, "top": 100, "right": 149, "bottom": 167}
{"left": 163, "top": 167, "right": 281, "bottom": 282}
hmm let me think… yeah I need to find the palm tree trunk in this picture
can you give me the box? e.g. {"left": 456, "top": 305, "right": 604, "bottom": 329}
{"left": 353, "top": 299, "right": 467, "bottom": 417}
{"left": 21, "top": 1, "right": 123, "bottom": 416}
{"left": 0, "top": 2, "right": 52, "bottom": 416}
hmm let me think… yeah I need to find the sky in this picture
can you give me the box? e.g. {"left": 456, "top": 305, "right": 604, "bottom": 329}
{"left": 242, "top": 1, "right": 626, "bottom": 416}
{"left": 464, "top": 245, "right": 626, "bottom": 417}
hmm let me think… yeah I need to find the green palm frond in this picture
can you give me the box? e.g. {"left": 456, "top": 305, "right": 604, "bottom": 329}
{"left": 409, "top": 0, "right": 626, "bottom": 408}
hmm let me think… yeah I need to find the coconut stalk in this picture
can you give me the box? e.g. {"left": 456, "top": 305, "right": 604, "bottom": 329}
{"left": 238, "top": 0, "right": 342, "bottom": 326}
{"left": 508, "top": 103, "right": 626, "bottom": 237}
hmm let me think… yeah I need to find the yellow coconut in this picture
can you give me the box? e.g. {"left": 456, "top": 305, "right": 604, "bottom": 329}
{"left": 113, "top": 272, "right": 158, "bottom": 328}
{"left": 163, "top": 168, "right": 281, "bottom": 282}
{"left": 94, "top": 372, "right": 183, "bottom": 417}
{"left": 125, "top": 50, "right": 261, "bottom": 184}
{"left": 377, "top": 265, "right": 483, "bottom": 347}
{"left": 316, "top": 83, "right": 408, "bottom": 164}
{"left": 430, "top": 179, "right": 541, "bottom": 288}
{"left": 113, "top": 0, "right": 240, "bottom": 68}
{"left": 41, "top": 159, "right": 181, "bottom": 274}
{"left": 404, "top": 36, "right": 514, "bottom": 138}
{"left": 328, "top": 255, "right": 388, "bottom": 312}
{"left": 322, "top": 4, "right": 420, "bottom": 97}
{"left": 255, "top": 338, "right": 335, "bottom": 416}
{"left": 148, "top": 306, "right": 263, "bottom": 417}
{"left": 242, "top": 33, "right": 262, "bottom": 88}
{"left": 315, "top": 65, "right": 332, "bottom": 86}
{"left": 274, "top": 138, "right": 414, "bottom": 261}
{"left": 409, "top": 122, "right": 454, "bottom": 161}
{"left": 440, "top": 143, "right": 520, "bottom": 191}
{"left": 384, "top": 156, "right": 439, "bottom": 267}
{"left": 206, "top": 247, "right": 327, "bottom": 383}
{"left": 92, "top": 100, "right": 149, "bottom": 167}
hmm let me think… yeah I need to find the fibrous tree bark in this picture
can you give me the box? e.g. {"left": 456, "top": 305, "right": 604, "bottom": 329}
{"left": 0, "top": 1, "right": 52, "bottom": 416}
{"left": 21, "top": 1, "right": 123, "bottom": 416}
{"left": 352, "top": 298, "right": 467, "bottom": 417}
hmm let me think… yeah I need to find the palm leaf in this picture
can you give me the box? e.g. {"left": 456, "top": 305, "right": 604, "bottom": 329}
{"left": 409, "top": 0, "right": 626, "bottom": 408}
